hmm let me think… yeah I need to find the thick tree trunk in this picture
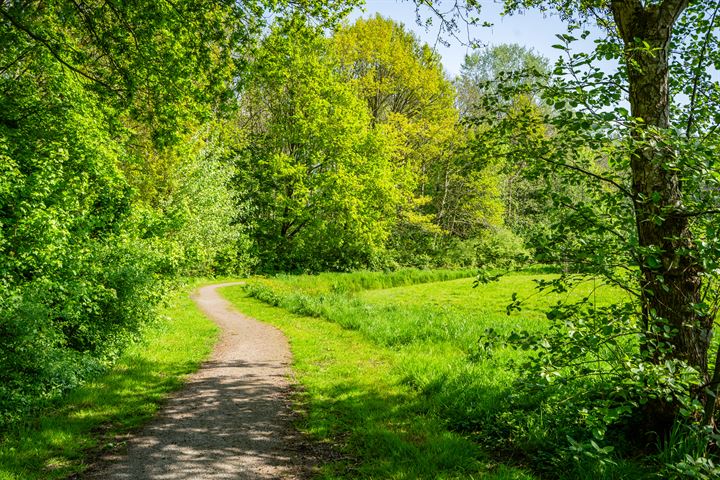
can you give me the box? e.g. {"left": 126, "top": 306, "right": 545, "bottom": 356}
{"left": 611, "top": 0, "right": 712, "bottom": 429}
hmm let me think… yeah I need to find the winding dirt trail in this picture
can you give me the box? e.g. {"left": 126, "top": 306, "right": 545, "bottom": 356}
{"left": 83, "top": 282, "right": 309, "bottom": 479}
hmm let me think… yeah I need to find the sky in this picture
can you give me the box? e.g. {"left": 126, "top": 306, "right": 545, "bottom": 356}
{"left": 347, "top": 0, "right": 586, "bottom": 78}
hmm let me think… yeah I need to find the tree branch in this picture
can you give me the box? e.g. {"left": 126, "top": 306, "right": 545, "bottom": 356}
{"left": 69, "top": 0, "right": 126, "bottom": 80}
{"left": 659, "top": 0, "right": 691, "bottom": 27}
{"left": 0, "top": 6, "right": 120, "bottom": 93}
{"left": 610, "top": 0, "right": 644, "bottom": 43}
{"left": 553, "top": 197, "right": 628, "bottom": 243}
{"left": 538, "top": 153, "right": 634, "bottom": 199}
{"left": 0, "top": 46, "right": 33, "bottom": 76}
{"left": 685, "top": 2, "right": 720, "bottom": 139}
{"left": 674, "top": 209, "right": 720, "bottom": 218}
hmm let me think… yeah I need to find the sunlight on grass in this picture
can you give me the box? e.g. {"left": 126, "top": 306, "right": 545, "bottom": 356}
{"left": 0, "top": 282, "right": 220, "bottom": 480}
{"left": 359, "top": 273, "right": 620, "bottom": 318}
{"left": 220, "top": 285, "right": 536, "bottom": 479}
{"left": 232, "top": 270, "right": 627, "bottom": 478}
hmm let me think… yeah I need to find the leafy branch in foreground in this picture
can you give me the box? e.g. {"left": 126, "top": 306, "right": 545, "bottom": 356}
{"left": 460, "top": 0, "right": 720, "bottom": 476}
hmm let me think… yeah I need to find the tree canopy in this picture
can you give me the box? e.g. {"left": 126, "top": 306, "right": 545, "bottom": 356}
{"left": 236, "top": 20, "right": 400, "bottom": 272}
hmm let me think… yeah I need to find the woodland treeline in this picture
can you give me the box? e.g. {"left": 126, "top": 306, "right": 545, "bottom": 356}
{"left": 4, "top": 1, "right": 720, "bottom": 477}
{"left": 0, "top": 2, "right": 544, "bottom": 426}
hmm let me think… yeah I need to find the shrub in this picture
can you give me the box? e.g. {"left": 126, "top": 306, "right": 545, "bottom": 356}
{"left": 475, "top": 228, "right": 530, "bottom": 270}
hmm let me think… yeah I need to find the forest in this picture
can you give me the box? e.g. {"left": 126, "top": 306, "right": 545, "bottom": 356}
{"left": 2, "top": 0, "right": 720, "bottom": 479}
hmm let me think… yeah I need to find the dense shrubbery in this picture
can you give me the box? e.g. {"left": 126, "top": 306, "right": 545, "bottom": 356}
{"left": 1, "top": 66, "right": 142, "bottom": 424}
{"left": 474, "top": 227, "right": 530, "bottom": 270}
{"left": 474, "top": 276, "right": 720, "bottom": 479}
{"left": 0, "top": 1, "right": 255, "bottom": 429}
{"left": 0, "top": 91, "right": 240, "bottom": 427}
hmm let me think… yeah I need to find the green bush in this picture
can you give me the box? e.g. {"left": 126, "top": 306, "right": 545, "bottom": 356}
{"left": 0, "top": 39, "right": 247, "bottom": 430}
{"left": 475, "top": 227, "right": 531, "bottom": 270}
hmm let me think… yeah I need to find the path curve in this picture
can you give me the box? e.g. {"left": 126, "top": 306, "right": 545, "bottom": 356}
{"left": 83, "top": 282, "right": 308, "bottom": 479}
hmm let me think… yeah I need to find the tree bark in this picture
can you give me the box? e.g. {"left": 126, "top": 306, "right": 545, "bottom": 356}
{"left": 611, "top": 0, "right": 712, "bottom": 428}
{"left": 610, "top": 0, "right": 712, "bottom": 428}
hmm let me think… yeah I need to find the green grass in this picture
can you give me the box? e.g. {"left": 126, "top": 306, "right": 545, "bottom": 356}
{"left": 0, "top": 282, "right": 220, "bottom": 480}
{"left": 220, "top": 286, "right": 533, "bottom": 480}
{"left": 264, "top": 268, "right": 477, "bottom": 295}
{"left": 233, "top": 270, "right": 635, "bottom": 478}
{"left": 359, "top": 274, "right": 617, "bottom": 316}
{"left": 245, "top": 272, "right": 619, "bottom": 357}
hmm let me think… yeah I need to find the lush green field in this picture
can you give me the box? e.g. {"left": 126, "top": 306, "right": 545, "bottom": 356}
{"left": 228, "top": 271, "right": 629, "bottom": 478}
{"left": 221, "top": 284, "right": 533, "bottom": 479}
{"left": 264, "top": 268, "right": 478, "bottom": 295}
{"left": 0, "top": 271, "right": 632, "bottom": 479}
{"left": 0, "top": 283, "right": 219, "bottom": 480}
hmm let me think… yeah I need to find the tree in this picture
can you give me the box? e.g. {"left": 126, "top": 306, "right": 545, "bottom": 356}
{"left": 455, "top": 43, "right": 549, "bottom": 117}
{"left": 333, "top": 15, "right": 505, "bottom": 266}
{"left": 396, "top": 1, "right": 720, "bottom": 471}
{"left": 456, "top": 45, "right": 556, "bottom": 260}
{"left": 459, "top": 0, "right": 720, "bottom": 450}
{"left": 235, "top": 20, "right": 399, "bottom": 272}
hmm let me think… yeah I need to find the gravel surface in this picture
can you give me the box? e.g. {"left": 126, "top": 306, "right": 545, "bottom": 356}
{"left": 83, "top": 282, "right": 309, "bottom": 479}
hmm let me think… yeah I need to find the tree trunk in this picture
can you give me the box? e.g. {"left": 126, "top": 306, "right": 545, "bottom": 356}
{"left": 611, "top": 0, "right": 712, "bottom": 429}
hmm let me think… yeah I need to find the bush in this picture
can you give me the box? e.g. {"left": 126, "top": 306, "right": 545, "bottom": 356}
{"left": 474, "top": 274, "right": 720, "bottom": 476}
{"left": 475, "top": 227, "right": 531, "bottom": 269}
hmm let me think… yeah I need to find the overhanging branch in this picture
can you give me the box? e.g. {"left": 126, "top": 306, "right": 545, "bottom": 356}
{"left": 0, "top": 6, "right": 120, "bottom": 93}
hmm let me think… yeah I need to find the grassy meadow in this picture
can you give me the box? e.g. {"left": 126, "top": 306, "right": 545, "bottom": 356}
{"left": 0, "top": 270, "right": 632, "bottom": 479}
{"left": 223, "top": 270, "right": 631, "bottom": 479}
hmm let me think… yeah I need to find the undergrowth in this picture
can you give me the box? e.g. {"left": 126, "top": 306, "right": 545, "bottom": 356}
{"left": 0, "top": 281, "right": 219, "bottom": 480}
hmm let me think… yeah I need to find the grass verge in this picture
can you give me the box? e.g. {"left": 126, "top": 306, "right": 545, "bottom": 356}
{"left": 0, "top": 281, "right": 220, "bottom": 480}
{"left": 220, "top": 285, "right": 534, "bottom": 480}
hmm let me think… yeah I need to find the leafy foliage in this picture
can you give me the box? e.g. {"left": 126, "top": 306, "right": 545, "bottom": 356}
{"left": 235, "top": 20, "right": 400, "bottom": 272}
{"left": 0, "top": 0, "right": 352, "bottom": 429}
{"left": 333, "top": 15, "right": 507, "bottom": 267}
{"left": 0, "top": 64, "right": 160, "bottom": 425}
{"left": 457, "top": 45, "right": 558, "bottom": 261}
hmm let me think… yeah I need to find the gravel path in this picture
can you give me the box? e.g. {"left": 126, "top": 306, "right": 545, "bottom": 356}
{"left": 83, "top": 282, "right": 308, "bottom": 480}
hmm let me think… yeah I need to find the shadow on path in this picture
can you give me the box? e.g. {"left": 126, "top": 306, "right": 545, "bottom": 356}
{"left": 83, "top": 283, "right": 308, "bottom": 479}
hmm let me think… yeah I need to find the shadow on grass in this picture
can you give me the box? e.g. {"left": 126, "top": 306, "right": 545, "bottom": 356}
{"left": 0, "top": 354, "right": 201, "bottom": 478}
{"left": 296, "top": 371, "right": 527, "bottom": 479}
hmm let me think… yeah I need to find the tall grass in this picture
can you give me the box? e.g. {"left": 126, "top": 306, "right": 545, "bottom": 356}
{"left": 244, "top": 272, "right": 616, "bottom": 352}
{"left": 266, "top": 268, "right": 477, "bottom": 295}
{"left": 240, "top": 271, "right": 645, "bottom": 478}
